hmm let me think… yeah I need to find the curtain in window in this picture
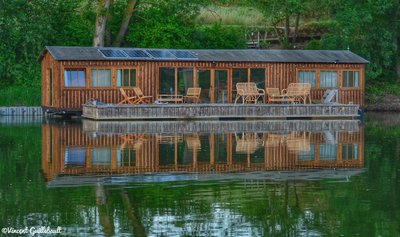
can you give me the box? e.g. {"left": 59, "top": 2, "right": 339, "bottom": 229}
{"left": 91, "top": 69, "right": 111, "bottom": 87}
{"left": 64, "top": 70, "right": 85, "bottom": 87}
{"left": 298, "top": 70, "right": 316, "bottom": 87}
{"left": 320, "top": 71, "right": 338, "bottom": 88}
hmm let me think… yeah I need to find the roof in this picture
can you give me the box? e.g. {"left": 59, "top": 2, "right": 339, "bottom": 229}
{"left": 39, "top": 46, "right": 369, "bottom": 64}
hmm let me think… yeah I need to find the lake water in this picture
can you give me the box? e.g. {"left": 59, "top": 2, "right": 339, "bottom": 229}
{"left": 0, "top": 113, "right": 399, "bottom": 236}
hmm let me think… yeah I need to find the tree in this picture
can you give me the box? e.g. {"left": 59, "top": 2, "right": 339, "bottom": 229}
{"left": 93, "top": 0, "right": 112, "bottom": 47}
{"left": 113, "top": 0, "right": 140, "bottom": 47}
{"left": 306, "top": 0, "right": 400, "bottom": 83}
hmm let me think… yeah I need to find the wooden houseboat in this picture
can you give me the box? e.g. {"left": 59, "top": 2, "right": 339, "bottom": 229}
{"left": 41, "top": 120, "right": 364, "bottom": 185}
{"left": 39, "top": 46, "right": 368, "bottom": 114}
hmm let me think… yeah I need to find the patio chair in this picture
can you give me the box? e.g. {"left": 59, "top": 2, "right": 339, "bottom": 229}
{"left": 266, "top": 88, "right": 292, "bottom": 103}
{"left": 183, "top": 87, "right": 201, "bottom": 103}
{"left": 235, "top": 82, "right": 265, "bottom": 104}
{"left": 185, "top": 134, "right": 201, "bottom": 150}
{"left": 282, "top": 83, "right": 311, "bottom": 104}
{"left": 132, "top": 87, "right": 153, "bottom": 104}
{"left": 118, "top": 88, "right": 137, "bottom": 104}
{"left": 234, "top": 133, "right": 264, "bottom": 154}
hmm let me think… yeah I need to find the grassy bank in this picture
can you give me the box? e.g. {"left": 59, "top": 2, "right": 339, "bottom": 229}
{"left": 0, "top": 86, "right": 41, "bottom": 106}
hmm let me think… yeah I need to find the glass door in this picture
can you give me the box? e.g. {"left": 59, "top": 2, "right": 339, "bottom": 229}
{"left": 159, "top": 68, "right": 175, "bottom": 95}
{"left": 214, "top": 70, "right": 228, "bottom": 103}
{"left": 48, "top": 68, "right": 53, "bottom": 106}
{"left": 197, "top": 69, "right": 211, "bottom": 103}
{"left": 232, "top": 68, "right": 248, "bottom": 102}
{"left": 178, "top": 68, "right": 194, "bottom": 95}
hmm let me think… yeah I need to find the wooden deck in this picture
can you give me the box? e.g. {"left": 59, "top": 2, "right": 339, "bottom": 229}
{"left": 83, "top": 120, "right": 360, "bottom": 134}
{"left": 82, "top": 103, "right": 360, "bottom": 120}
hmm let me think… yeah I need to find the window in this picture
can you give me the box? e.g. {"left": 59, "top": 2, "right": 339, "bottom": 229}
{"left": 250, "top": 68, "right": 265, "bottom": 89}
{"left": 214, "top": 70, "right": 228, "bottom": 103}
{"left": 91, "top": 69, "right": 111, "bottom": 87}
{"left": 159, "top": 68, "right": 175, "bottom": 94}
{"left": 117, "top": 148, "right": 136, "bottom": 166}
{"left": 64, "top": 69, "right": 85, "bottom": 87}
{"left": 232, "top": 68, "right": 248, "bottom": 85}
{"left": 91, "top": 148, "right": 111, "bottom": 167}
{"left": 320, "top": 71, "right": 338, "bottom": 88}
{"left": 319, "top": 144, "right": 337, "bottom": 160}
{"left": 298, "top": 144, "right": 315, "bottom": 161}
{"left": 342, "top": 144, "right": 358, "bottom": 160}
{"left": 298, "top": 70, "right": 316, "bottom": 87}
{"left": 232, "top": 68, "right": 248, "bottom": 100}
{"left": 178, "top": 68, "right": 194, "bottom": 94}
{"left": 342, "top": 71, "right": 359, "bottom": 88}
{"left": 64, "top": 148, "right": 86, "bottom": 168}
{"left": 117, "top": 69, "right": 136, "bottom": 87}
{"left": 197, "top": 69, "right": 211, "bottom": 103}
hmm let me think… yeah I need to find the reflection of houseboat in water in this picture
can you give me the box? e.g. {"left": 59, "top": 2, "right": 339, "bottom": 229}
{"left": 42, "top": 120, "right": 364, "bottom": 187}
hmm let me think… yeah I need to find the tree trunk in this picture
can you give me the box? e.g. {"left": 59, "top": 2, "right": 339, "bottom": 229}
{"left": 113, "top": 0, "right": 139, "bottom": 47}
{"left": 293, "top": 13, "right": 300, "bottom": 44}
{"left": 105, "top": 2, "right": 113, "bottom": 47}
{"left": 285, "top": 15, "right": 290, "bottom": 39}
{"left": 93, "top": 0, "right": 111, "bottom": 47}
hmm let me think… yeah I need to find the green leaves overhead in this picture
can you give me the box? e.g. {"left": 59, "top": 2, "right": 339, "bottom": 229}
{"left": 0, "top": 0, "right": 399, "bottom": 98}
{"left": 304, "top": 0, "right": 400, "bottom": 83}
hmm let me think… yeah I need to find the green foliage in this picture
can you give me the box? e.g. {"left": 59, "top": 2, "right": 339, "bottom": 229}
{"left": 0, "top": 0, "right": 94, "bottom": 89}
{"left": 0, "top": 86, "right": 41, "bottom": 106}
{"left": 126, "top": 1, "right": 245, "bottom": 49}
{"left": 299, "top": 20, "right": 337, "bottom": 34}
{"left": 196, "top": 6, "right": 266, "bottom": 26}
{"left": 191, "top": 24, "right": 246, "bottom": 49}
{"left": 0, "top": 0, "right": 399, "bottom": 106}
{"left": 126, "top": 0, "right": 196, "bottom": 48}
{"left": 305, "top": 0, "right": 399, "bottom": 83}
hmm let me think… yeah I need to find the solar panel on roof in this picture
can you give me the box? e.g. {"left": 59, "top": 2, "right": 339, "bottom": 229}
{"left": 123, "top": 49, "right": 150, "bottom": 58}
{"left": 169, "top": 50, "right": 198, "bottom": 59}
{"left": 146, "top": 50, "right": 175, "bottom": 59}
{"left": 99, "top": 49, "right": 127, "bottom": 58}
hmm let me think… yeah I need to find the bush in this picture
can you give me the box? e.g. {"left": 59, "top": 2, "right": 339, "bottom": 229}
{"left": 0, "top": 86, "right": 41, "bottom": 106}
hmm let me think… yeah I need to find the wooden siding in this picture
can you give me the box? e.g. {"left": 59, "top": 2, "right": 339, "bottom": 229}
{"left": 41, "top": 52, "right": 365, "bottom": 112}
{"left": 82, "top": 104, "right": 360, "bottom": 120}
{"left": 82, "top": 120, "right": 360, "bottom": 134}
{"left": 41, "top": 121, "right": 364, "bottom": 182}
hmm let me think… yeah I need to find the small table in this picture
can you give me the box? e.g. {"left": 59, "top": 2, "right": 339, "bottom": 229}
{"left": 157, "top": 94, "right": 183, "bottom": 103}
{"left": 268, "top": 95, "right": 292, "bottom": 104}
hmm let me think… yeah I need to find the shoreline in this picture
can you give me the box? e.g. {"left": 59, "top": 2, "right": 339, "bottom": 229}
{"left": 364, "top": 94, "right": 400, "bottom": 111}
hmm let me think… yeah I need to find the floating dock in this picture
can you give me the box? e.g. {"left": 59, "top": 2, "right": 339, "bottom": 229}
{"left": 82, "top": 103, "right": 360, "bottom": 120}
{"left": 82, "top": 119, "right": 360, "bottom": 134}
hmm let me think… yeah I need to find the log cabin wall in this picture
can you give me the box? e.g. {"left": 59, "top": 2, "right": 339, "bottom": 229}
{"left": 41, "top": 51, "right": 365, "bottom": 112}
{"left": 41, "top": 53, "right": 61, "bottom": 109}
{"left": 41, "top": 123, "right": 364, "bottom": 179}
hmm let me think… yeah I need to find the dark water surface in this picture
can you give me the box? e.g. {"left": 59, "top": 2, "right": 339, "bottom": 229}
{"left": 0, "top": 113, "right": 399, "bottom": 236}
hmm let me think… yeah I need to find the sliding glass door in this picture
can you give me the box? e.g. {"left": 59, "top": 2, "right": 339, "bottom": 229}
{"left": 159, "top": 68, "right": 175, "bottom": 95}
{"left": 197, "top": 69, "right": 211, "bottom": 103}
{"left": 214, "top": 70, "right": 228, "bottom": 103}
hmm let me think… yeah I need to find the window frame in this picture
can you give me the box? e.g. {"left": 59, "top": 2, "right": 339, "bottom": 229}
{"left": 319, "top": 70, "right": 338, "bottom": 88}
{"left": 64, "top": 68, "right": 86, "bottom": 88}
{"left": 90, "top": 68, "right": 111, "bottom": 87}
{"left": 341, "top": 144, "right": 359, "bottom": 160}
{"left": 298, "top": 70, "right": 317, "bottom": 88}
{"left": 341, "top": 70, "right": 360, "bottom": 89}
{"left": 297, "top": 67, "right": 362, "bottom": 90}
{"left": 116, "top": 68, "right": 137, "bottom": 87}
